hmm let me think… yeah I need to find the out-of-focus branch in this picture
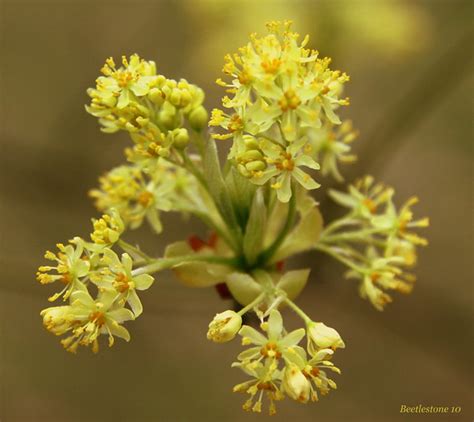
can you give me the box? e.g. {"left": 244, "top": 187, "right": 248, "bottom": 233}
{"left": 321, "top": 26, "right": 473, "bottom": 211}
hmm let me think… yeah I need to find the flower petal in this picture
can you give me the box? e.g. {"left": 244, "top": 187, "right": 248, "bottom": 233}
{"left": 280, "top": 328, "right": 306, "bottom": 348}
{"left": 268, "top": 309, "right": 283, "bottom": 340}
{"left": 238, "top": 325, "right": 267, "bottom": 345}
{"left": 292, "top": 168, "right": 320, "bottom": 190}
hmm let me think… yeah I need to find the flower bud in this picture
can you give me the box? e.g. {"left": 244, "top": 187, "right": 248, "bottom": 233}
{"left": 158, "top": 104, "right": 177, "bottom": 129}
{"left": 188, "top": 106, "right": 208, "bottom": 130}
{"left": 207, "top": 310, "right": 242, "bottom": 343}
{"left": 41, "top": 306, "right": 72, "bottom": 335}
{"left": 282, "top": 363, "right": 311, "bottom": 403}
{"left": 237, "top": 164, "right": 251, "bottom": 178}
{"left": 136, "top": 116, "right": 150, "bottom": 128}
{"left": 169, "top": 88, "right": 182, "bottom": 106}
{"left": 180, "top": 90, "right": 192, "bottom": 107}
{"left": 243, "top": 135, "right": 259, "bottom": 150}
{"left": 148, "top": 88, "right": 164, "bottom": 106}
{"left": 158, "top": 147, "right": 170, "bottom": 158}
{"left": 307, "top": 322, "right": 345, "bottom": 353}
{"left": 245, "top": 160, "right": 266, "bottom": 172}
{"left": 241, "top": 150, "right": 263, "bottom": 161}
{"left": 172, "top": 128, "right": 189, "bottom": 149}
{"left": 101, "top": 95, "right": 117, "bottom": 108}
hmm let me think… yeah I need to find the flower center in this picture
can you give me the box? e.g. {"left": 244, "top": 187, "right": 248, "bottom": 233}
{"left": 114, "top": 272, "right": 131, "bottom": 293}
{"left": 228, "top": 114, "right": 244, "bottom": 132}
{"left": 260, "top": 342, "right": 282, "bottom": 359}
{"left": 138, "top": 191, "right": 154, "bottom": 206}
{"left": 279, "top": 90, "right": 301, "bottom": 111}
{"left": 275, "top": 152, "right": 295, "bottom": 171}
{"left": 362, "top": 198, "right": 377, "bottom": 214}
{"left": 89, "top": 311, "right": 105, "bottom": 327}
{"left": 116, "top": 71, "right": 135, "bottom": 88}
{"left": 261, "top": 58, "right": 281, "bottom": 74}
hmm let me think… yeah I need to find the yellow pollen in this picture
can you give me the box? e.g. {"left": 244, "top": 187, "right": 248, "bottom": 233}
{"left": 362, "top": 198, "right": 377, "bottom": 214}
{"left": 278, "top": 89, "right": 301, "bottom": 111}
{"left": 138, "top": 191, "right": 153, "bottom": 206}
{"left": 114, "top": 273, "right": 130, "bottom": 293}
{"left": 260, "top": 342, "right": 282, "bottom": 359}
{"left": 228, "top": 114, "right": 243, "bottom": 132}
{"left": 261, "top": 58, "right": 281, "bottom": 74}
{"left": 89, "top": 311, "right": 106, "bottom": 327}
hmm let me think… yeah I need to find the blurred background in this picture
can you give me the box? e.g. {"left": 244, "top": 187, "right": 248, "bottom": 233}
{"left": 1, "top": 0, "right": 473, "bottom": 421}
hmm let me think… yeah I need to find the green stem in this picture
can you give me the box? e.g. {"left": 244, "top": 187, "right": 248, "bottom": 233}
{"left": 314, "top": 244, "right": 366, "bottom": 273}
{"left": 320, "top": 228, "right": 387, "bottom": 243}
{"left": 131, "top": 254, "right": 238, "bottom": 276}
{"left": 322, "top": 215, "right": 359, "bottom": 235}
{"left": 284, "top": 297, "right": 312, "bottom": 324}
{"left": 258, "top": 190, "right": 296, "bottom": 265}
{"left": 117, "top": 239, "right": 153, "bottom": 262}
{"left": 237, "top": 292, "right": 266, "bottom": 316}
{"left": 174, "top": 148, "right": 242, "bottom": 254}
{"left": 179, "top": 151, "right": 208, "bottom": 189}
{"left": 191, "top": 130, "right": 206, "bottom": 158}
{"left": 260, "top": 134, "right": 285, "bottom": 148}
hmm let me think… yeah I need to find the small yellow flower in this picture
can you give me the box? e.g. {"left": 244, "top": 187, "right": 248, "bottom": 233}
{"left": 96, "top": 54, "right": 157, "bottom": 109}
{"left": 91, "top": 249, "right": 154, "bottom": 317}
{"left": 306, "top": 322, "right": 345, "bottom": 355}
{"left": 232, "top": 310, "right": 306, "bottom": 414}
{"left": 207, "top": 310, "right": 242, "bottom": 343}
{"left": 282, "top": 363, "right": 311, "bottom": 403}
{"left": 90, "top": 210, "right": 124, "bottom": 245}
{"left": 212, "top": 20, "right": 349, "bottom": 148}
{"left": 36, "top": 241, "right": 89, "bottom": 301}
{"left": 41, "top": 289, "right": 134, "bottom": 353}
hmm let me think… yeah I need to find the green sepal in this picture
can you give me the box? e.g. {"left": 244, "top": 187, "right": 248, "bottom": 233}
{"left": 276, "top": 269, "right": 310, "bottom": 300}
{"left": 225, "top": 166, "right": 256, "bottom": 229}
{"left": 164, "top": 241, "right": 232, "bottom": 287}
{"left": 271, "top": 194, "right": 323, "bottom": 263}
{"left": 202, "top": 139, "right": 241, "bottom": 240}
{"left": 225, "top": 272, "right": 263, "bottom": 306}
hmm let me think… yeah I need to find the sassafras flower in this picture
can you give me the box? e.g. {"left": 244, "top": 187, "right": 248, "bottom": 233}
{"left": 232, "top": 360, "right": 284, "bottom": 415}
{"left": 91, "top": 249, "right": 154, "bottom": 317}
{"left": 212, "top": 20, "right": 349, "bottom": 158}
{"left": 307, "top": 120, "right": 358, "bottom": 181}
{"left": 96, "top": 54, "right": 157, "bottom": 109}
{"left": 41, "top": 289, "right": 134, "bottom": 353}
{"left": 329, "top": 175, "right": 394, "bottom": 218}
{"left": 346, "top": 247, "right": 416, "bottom": 311}
{"left": 282, "top": 362, "right": 311, "bottom": 403}
{"left": 90, "top": 163, "right": 182, "bottom": 233}
{"left": 249, "top": 138, "right": 320, "bottom": 202}
{"left": 372, "top": 196, "right": 430, "bottom": 246}
{"left": 207, "top": 310, "right": 242, "bottom": 343}
{"left": 232, "top": 310, "right": 306, "bottom": 413}
{"left": 306, "top": 322, "right": 345, "bottom": 354}
{"left": 36, "top": 241, "right": 90, "bottom": 301}
{"left": 90, "top": 210, "right": 124, "bottom": 246}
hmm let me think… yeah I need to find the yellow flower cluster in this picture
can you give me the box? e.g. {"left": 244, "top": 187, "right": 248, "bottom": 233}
{"left": 210, "top": 20, "right": 350, "bottom": 201}
{"left": 307, "top": 120, "right": 358, "bottom": 181}
{"left": 231, "top": 310, "right": 343, "bottom": 415}
{"left": 37, "top": 211, "right": 154, "bottom": 352}
{"left": 318, "top": 176, "right": 429, "bottom": 310}
{"left": 36, "top": 20, "right": 431, "bottom": 416}
{"left": 86, "top": 54, "right": 208, "bottom": 164}
{"left": 89, "top": 161, "right": 198, "bottom": 233}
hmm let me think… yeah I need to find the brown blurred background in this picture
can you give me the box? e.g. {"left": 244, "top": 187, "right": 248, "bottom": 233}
{"left": 1, "top": 0, "right": 473, "bottom": 421}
